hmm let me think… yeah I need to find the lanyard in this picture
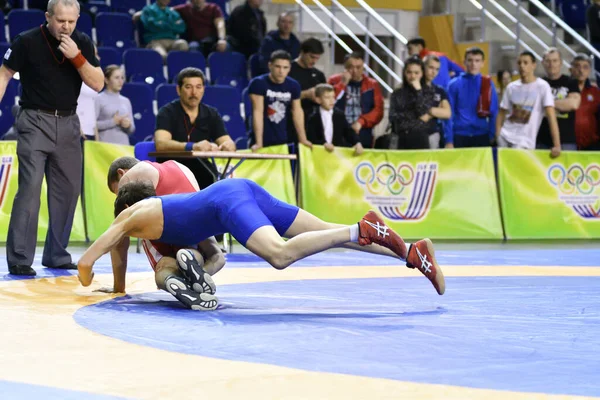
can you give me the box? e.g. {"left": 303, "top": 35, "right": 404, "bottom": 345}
{"left": 40, "top": 25, "right": 66, "bottom": 65}
{"left": 184, "top": 114, "right": 196, "bottom": 142}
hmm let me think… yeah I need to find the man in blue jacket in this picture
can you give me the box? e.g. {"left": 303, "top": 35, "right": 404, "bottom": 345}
{"left": 258, "top": 12, "right": 300, "bottom": 74}
{"left": 446, "top": 47, "right": 498, "bottom": 148}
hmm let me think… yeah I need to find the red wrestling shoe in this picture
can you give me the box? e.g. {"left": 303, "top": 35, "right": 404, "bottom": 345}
{"left": 358, "top": 211, "right": 408, "bottom": 259}
{"left": 406, "top": 239, "right": 445, "bottom": 295}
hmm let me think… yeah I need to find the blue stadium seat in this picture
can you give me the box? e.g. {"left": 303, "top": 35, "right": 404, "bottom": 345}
{"left": 166, "top": 51, "right": 207, "bottom": 83}
{"left": 155, "top": 83, "right": 178, "bottom": 109}
{"left": 97, "top": 46, "right": 121, "bottom": 69}
{"left": 120, "top": 82, "right": 156, "bottom": 144}
{"left": 123, "top": 48, "right": 166, "bottom": 91}
{"left": 95, "top": 12, "right": 136, "bottom": 56}
{"left": 170, "top": 0, "right": 187, "bottom": 6}
{"left": 112, "top": 0, "right": 149, "bottom": 15}
{"left": 203, "top": 85, "right": 241, "bottom": 116}
{"left": 8, "top": 9, "right": 45, "bottom": 42}
{"left": 208, "top": 0, "right": 229, "bottom": 19}
{"left": 560, "top": 0, "right": 587, "bottom": 31}
{"left": 208, "top": 51, "right": 248, "bottom": 89}
{"left": 19, "top": 0, "right": 47, "bottom": 10}
{"left": 83, "top": 1, "right": 112, "bottom": 17}
{"left": 249, "top": 53, "right": 264, "bottom": 78}
{"left": 0, "top": 80, "right": 17, "bottom": 136}
{"left": 0, "top": 11, "right": 6, "bottom": 44}
{"left": 77, "top": 12, "right": 93, "bottom": 39}
{"left": 134, "top": 141, "right": 156, "bottom": 162}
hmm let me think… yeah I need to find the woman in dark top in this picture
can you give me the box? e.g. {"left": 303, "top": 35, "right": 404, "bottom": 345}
{"left": 387, "top": 56, "right": 434, "bottom": 150}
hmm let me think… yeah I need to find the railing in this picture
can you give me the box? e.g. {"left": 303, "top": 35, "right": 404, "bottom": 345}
{"left": 293, "top": 0, "right": 411, "bottom": 92}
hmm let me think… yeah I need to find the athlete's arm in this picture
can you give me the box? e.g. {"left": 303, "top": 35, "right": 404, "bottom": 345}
{"left": 99, "top": 237, "right": 129, "bottom": 293}
{"left": 197, "top": 237, "right": 226, "bottom": 275}
{"left": 78, "top": 208, "right": 144, "bottom": 287}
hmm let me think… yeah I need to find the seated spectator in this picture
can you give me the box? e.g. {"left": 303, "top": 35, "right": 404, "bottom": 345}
{"left": 227, "top": 0, "right": 266, "bottom": 58}
{"left": 154, "top": 67, "right": 236, "bottom": 189}
{"left": 496, "top": 69, "right": 512, "bottom": 102}
{"left": 571, "top": 53, "right": 600, "bottom": 150}
{"left": 95, "top": 65, "right": 135, "bottom": 145}
{"left": 141, "top": 0, "right": 189, "bottom": 61}
{"left": 587, "top": 0, "right": 600, "bottom": 76}
{"left": 306, "top": 84, "right": 363, "bottom": 156}
{"left": 423, "top": 54, "right": 451, "bottom": 149}
{"left": 328, "top": 52, "right": 384, "bottom": 148}
{"left": 537, "top": 48, "right": 580, "bottom": 151}
{"left": 407, "top": 37, "right": 464, "bottom": 89}
{"left": 446, "top": 47, "right": 498, "bottom": 148}
{"left": 258, "top": 12, "right": 300, "bottom": 74}
{"left": 288, "top": 38, "right": 327, "bottom": 122}
{"left": 248, "top": 50, "right": 312, "bottom": 151}
{"left": 496, "top": 51, "right": 561, "bottom": 158}
{"left": 174, "top": 0, "right": 228, "bottom": 58}
{"left": 386, "top": 57, "right": 434, "bottom": 150}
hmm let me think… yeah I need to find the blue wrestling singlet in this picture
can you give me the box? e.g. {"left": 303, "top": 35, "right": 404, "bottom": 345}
{"left": 157, "top": 179, "right": 300, "bottom": 246}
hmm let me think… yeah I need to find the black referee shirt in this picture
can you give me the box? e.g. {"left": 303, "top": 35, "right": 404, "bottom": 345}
{"left": 2, "top": 23, "right": 99, "bottom": 111}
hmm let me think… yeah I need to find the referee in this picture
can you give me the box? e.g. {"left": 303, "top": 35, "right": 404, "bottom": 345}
{"left": 0, "top": 0, "right": 104, "bottom": 276}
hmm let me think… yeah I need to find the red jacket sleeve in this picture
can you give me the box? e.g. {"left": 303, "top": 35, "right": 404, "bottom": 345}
{"left": 358, "top": 80, "right": 384, "bottom": 128}
{"left": 328, "top": 74, "right": 347, "bottom": 98}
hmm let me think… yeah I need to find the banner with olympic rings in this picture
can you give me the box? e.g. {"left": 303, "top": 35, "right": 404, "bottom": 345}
{"left": 0, "top": 141, "right": 86, "bottom": 242}
{"left": 498, "top": 148, "right": 600, "bottom": 239}
{"left": 300, "top": 146, "right": 503, "bottom": 239}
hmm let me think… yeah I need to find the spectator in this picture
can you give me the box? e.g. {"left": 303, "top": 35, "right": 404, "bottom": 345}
{"left": 387, "top": 56, "right": 434, "bottom": 150}
{"left": 587, "top": 0, "right": 600, "bottom": 76}
{"left": 446, "top": 47, "right": 498, "bottom": 148}
{"left": 258, "top": 12, "right": 300, "bottom": 74}
{"left": 306, "top": 83, "right": 363, "bottom": 155}
{"left": 154, "top": 67, "right": 235, "bottom": 189}
{"left": 537, "top": 48, "right": 580, "bottom": 151}
{"left": 496, "top": 51, "right": 561, "bottom": 158}
{"left": 248, "top": 50, "right": 312, "bottom": 151}
{"left": 141, "top": 0, "right": 189, "bottom": 61}
{"left": 571, "top": 53, "right": 600, "bottom": 150}
{"left": 288, "top": 38, "right": 326, "bottom": 132}
{"left": 174, "top": 0, "right": 228, "bottom": 58}
{"left": 328, "top": 52, "right": 384, "bottom": 148}
{"left": 496, "top": 69, "right": 512, "bottom": 101}
{"left": 227, "top": 0, "right": 266, "bottom": 58}
{"left": 423, "top": 54, "right": 451, "bottom": 149}
{"left": 95, "top": 65, "right": 135, "bottom": 145}
{"left": 407, "top": 37, "right": 464, "bottom": 89}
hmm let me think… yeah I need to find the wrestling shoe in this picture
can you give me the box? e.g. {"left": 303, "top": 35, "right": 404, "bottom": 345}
{"left": 176, "top": 249, "right": 216, "bottom": 295}
{"left": 406, "top": 239, "right": 445, "bottom": 295}
{"left": 358, "top": 211, "right": 408, "bottom": 259}
{"left": 165, "top": 275, "right": 219, "bottom": 311}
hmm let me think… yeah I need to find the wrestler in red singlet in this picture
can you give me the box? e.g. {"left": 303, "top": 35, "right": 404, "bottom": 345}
{"left": 140, "top": 160, "right": 197, "bottom": 270}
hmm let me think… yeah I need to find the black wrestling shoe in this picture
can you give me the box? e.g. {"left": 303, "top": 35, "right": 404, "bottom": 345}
{"left": 176, "top": 249, "right": 216, "bottom": 295}
{"left": 45, "top": 263, "right": 77, "bottom": 270}
{"left": 8, "top": 265, "right": 37, "bottom": 276}
{"left": 164, "top": 275, "right": 218, "bottom": 311}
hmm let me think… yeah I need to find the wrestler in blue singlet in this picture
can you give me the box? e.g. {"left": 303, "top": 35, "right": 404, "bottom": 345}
{"left": 157, "top": 179, "right": 300, "bottom": 246}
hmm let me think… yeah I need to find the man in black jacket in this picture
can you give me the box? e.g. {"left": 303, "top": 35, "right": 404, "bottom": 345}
{"left": 227, "top": 0, "right": 266, "bottom": 58}
{"left": 306, "top": 84, "right": 363, "bottom": 155}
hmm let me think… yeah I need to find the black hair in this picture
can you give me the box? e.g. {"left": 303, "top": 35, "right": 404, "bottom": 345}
{"left": 270, "top": 50, "right": 292, "bottom": 63}
{"left": 176, "top": 67, "right": 206, "bottom": 87}
{"left": 407, "top": 37, "right": 426, "bottom": 48}
{"left": 300, "top": 38, "right": 324, "bottom": 55}
{"left": 114, "top": 181, "right": 156, "bottom": 217}
{"left": 465, "top": 46, "right": 485, "bottom": 60}
{"left": 519, "top": 51, "right": 537, "bottom": 63}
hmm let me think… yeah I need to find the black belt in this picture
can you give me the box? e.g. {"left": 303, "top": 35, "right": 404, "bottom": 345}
{"left": 25, "top": 108, "right": 76, "bottom": 117}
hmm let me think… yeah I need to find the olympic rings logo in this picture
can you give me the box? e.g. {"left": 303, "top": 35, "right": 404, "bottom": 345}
{"left": 547, "top": 163, "right": 600, "bottom": 195}
{"left": 355, "top": 162, "right": 419, "bottom": 196}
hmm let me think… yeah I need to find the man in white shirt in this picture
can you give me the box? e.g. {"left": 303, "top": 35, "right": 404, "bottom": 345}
{"left": 496, "top": 51, "right": 561, "bottom": 158}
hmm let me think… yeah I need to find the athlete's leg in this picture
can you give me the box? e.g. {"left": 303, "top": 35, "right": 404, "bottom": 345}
{"left": 154, "top": 256, "right": 180, "bottom": 290}
{"left": 244, "top": 224, "right": 356, "bottom": 270}
{"left": 283, "top": 209, "right": 403, "bottom": 260}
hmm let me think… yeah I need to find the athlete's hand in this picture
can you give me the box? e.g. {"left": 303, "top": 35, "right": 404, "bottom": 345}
{"left": 550, "top": 146, "right": 561, "bottom": 158}
{"left": 94, "top": 287, "right": 125, "bottom": 294}
{"left": 251, "top": 144, "right": 263, "bottom": 152}
{"left": 77, "top": 268, "right": 94, "bottom": 287}
{"left": 58, "top": 34, "right": 80, "bottom": 59}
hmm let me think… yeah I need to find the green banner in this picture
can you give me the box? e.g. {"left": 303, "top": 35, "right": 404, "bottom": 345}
{"left": 84, "top": 141, "right": 134, "bottom": 241}
{"left": 300, "top": 146, "right": 503, "bottom": 239}
{"left": 498, "top": 148, "right": 600, "bottom": 239}
{"left": 0, "top": 141, "right": 86, "bottom": 242}
{"left": 217, "top": 144, "right": 296, "bottom": 205}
